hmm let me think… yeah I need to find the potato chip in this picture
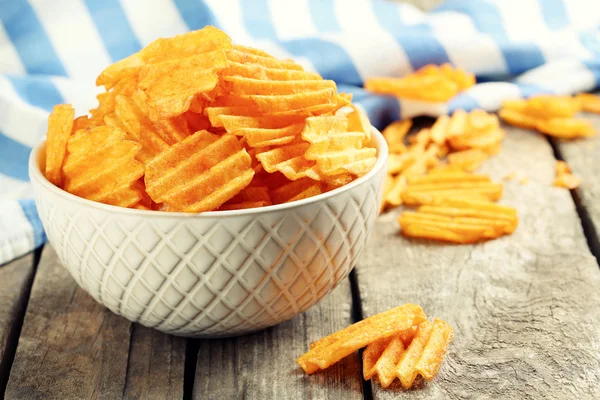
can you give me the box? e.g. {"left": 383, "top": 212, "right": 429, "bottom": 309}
{"left": 45, "top": 104, "right": 75, "bottom": 186}
{"left": 346, "top": 104, "right": 372, "bottom": 141}
{"left": 370, "top": 335, "right": 406, "bottom": 388}
{"left": 447, "top": 148, "right": 488, "bottom": 172}
{"left": 395, "top": 320, "right": 433, "bottom": 388}
{"left": 145, "top": 131, "right": 254, "bottom": 212}
{"left": 430, "top": 115, "right": 449, "bottom": 145}
{"left": 447, "top": 109, "right": 468, "bottom": 137}
{"left": 365, "top": 75, "right": 459, "bottom": 102}
{"left": 383, "top": 120, "right": 412, "bottom": 153}
{"left": 363, "top": 337, "right": 393, "bottom": 380}
{"left": 63, "top": 126, "right": 145, "bottom": 207}
{"left": 224, "top": 76, "right": 336, "bottom": 96}
{"left": 524, "top": 95, "right": 581, "bottom": 119}
{"left": 577, "top": 93, "right": 600, "bottom": 114}
{"left": 297, "top": 303, "right": 426, "bottom": 374}
{"left": 270, "top": 178, "right": 320, "bottom": 204}
{"left": 247, "top": 88, "right": 337, "bottom": 115}
{"left": 535, "top": 117, "right": 596, "bottom": 139}
{"left": 498, "top": 108, "right": 538, "bottom": 130}
{"left": 553, "top": 160, "right": 581, "bottom": 189}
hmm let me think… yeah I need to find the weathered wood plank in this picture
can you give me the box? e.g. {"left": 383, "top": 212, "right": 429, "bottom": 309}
{"left": 5, "top": 246, "right": 186, "bottom": 400}
{"left": 0, "top": 252, "right": 37, "bottom": 395}
{"left": 122, "top": 325, "right": 185, "bottom": 400}
{"left": 356, "top": 125, "right": 600, "bottom": 399}
{"left": 192, "top": 279, "right": 364, "bottom": 400}
{"left": 554, "top": 113, "right": 600, "bottom": 257}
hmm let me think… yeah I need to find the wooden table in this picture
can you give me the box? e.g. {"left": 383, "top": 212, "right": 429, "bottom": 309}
{"left": 1, "top": 119, "right": 600, "bottom": 400}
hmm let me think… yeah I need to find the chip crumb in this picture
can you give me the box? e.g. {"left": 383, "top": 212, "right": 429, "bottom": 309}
{"left": 553, "top": 160, "right": 581, "bottom": 189}
{"left": 519, "top": 177, "right": 529, "bottom": 185}
{"left": 503, "top": 171, "right": 517, "bottom": 181}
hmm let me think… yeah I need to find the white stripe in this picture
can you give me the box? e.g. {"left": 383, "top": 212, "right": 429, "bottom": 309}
{"left": 535, "top": 30, "right": 595, "bottom": 63}
{"left": 516, "top": 60, "right": 597, "bottom": 95}
{"left": 436, "top": 33, "right": 508, "bottom": 76}
{"left": 28, "top": 0, "right": 112, "bottom": 79}
{"left": 563, "top": 0, "right": 600, "bottom": 30}
{"left": 332, "top": 0, "right": 412, "bottom": 76}
{"left": 51, "top": 77, "right": 101, "bottom": 117}
{"left": 428, "top": 12, "right": 477, "bottom": 37}
{"left": 0, "top": 24, "right": 26, "bottom": 75}
{"left": 269, "top": 0, "right": 317, "bottom": 39}
{"left": 205, "top": 0, "right": 316, "bottom": 71}
{"left": 398, "top": 3, "right": 426, "bottom": 25}
{"left": 399, "top": 99, "right": 448, "bottom": 119}
{"left": 0, "top": 77, "right": 48, "bottom": 148}
{"left": 121, "top": 0, "right": 188, "bottom": 46}
{"left": 465, "top": 82, "right": 521, "bottom": 111}
{"left": 492, "top": 0, "right": 549, "bottom": 41}
{"left": 0, "top": 201, "right": 34, "bottom": 265}
{"left": 0, "top": 175, "right": 33, "bottom": 199}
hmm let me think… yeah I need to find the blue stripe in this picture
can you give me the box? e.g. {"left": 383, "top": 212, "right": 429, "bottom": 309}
{"left": 394, "top": 34, "right": 451, "bottom": 70}
{"left": 583, "top": 59, "right": 600, "bottom": 87}
{"left": 0, "top": 0, "right": 67, "bottom": 76}
{"left": 7, "top": 76, "right": 63, "bottom": 112}
{"left": 0, "top": 134, "right": 31, "bottom": 181}
{"left": 84, "top": 0, "right": 142, "bottom": 62}
{"left": 281, "top": 39, "right": 362, "bottom": 86}
{"left": 17, "top": 199, "right": 47, "bottom": 248}
{"left": 173, "top": 0, "right": 220, "bottom": 31}
{"left": 517, "top": 83, "right": 554, "bottom": 98}
{"left": 240, "top": 0, "right": 277, "bottom": 39}
{"left": 501, "top": 41, "right": 546, "bottom": 76}
{"left": 538, "top": 0, "right": 569, "bottom": 31}
{"left": 448, "top": 93, "right": 479, "bottom": 113}
{"left": 308, "top": 0, "right": 341, "bottom": 33}
{"left": 373, "top": 1, "right": 448, "bottom": 70}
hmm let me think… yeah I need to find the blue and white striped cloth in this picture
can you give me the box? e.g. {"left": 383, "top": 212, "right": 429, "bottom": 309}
{"left": 2, "top": 0, "right": 600, "bottom": 265}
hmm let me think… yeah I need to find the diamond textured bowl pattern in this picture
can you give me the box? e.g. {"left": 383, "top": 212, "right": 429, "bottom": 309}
{"left": 30, "top": 129, "right": 388, "bottom": 337}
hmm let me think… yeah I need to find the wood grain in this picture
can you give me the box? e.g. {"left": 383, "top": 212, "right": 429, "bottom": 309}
{"left": 553, "top": 112, "right": 600, "bottom": 256}
{"left": 356, "top": 125, "right": 600, "bottom": 399}
{"left": 0, "top": 253, "right": 37, "bottom": 394}
{"left": 192, "top": 279, "right": 364, "bottom": 400}
{"left": 4, "top": 246, "right": 186, "bottom": 400}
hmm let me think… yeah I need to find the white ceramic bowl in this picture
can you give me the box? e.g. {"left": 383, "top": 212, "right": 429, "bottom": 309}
{"left": 29, "top": 128, "right": 388, "bottom": 337}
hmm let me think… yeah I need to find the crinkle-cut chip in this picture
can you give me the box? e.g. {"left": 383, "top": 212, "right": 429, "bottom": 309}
{"left": 400, "top": 212, "right": 513, "bottom": 238}
{"left": 72, "top": 115, "right": 90, "bottom": 132}
{"left": 387, "top": 153, "right": 416, "bottom": 175}
{"left": 223, "top": 76, "right": 336, "bottom": 96}
{"left": 365, "top": 75, "right": 459, "bottom": 102}
{"left": 297, "top": 304, "right": 426, "bottom": 374}
{"left": 395, "top": 320, "right": 433, "bottom": 389}
{"left": 383, "top": 174, "right": 407, "bottom": 208}
{"left": 114, "top": 95, "right": 170, "bottom": 162}
{"left": 242, "top": 124, "right": 305, "bottom": 147}
{"left": 63, "top": 126, "right": 144, "bottom": 208}
{"left": 141, "top": 26, "right": 232, "bottom": 64}
{"left": 154, "top": 115, "right": 190, "bottom": 143}
{"left": 401, "top": 183, "right": 503, "bottom": 206}
{"left": 184, "top": 111, "right": 211, "bottom": 132}
{"left": 525, "top": 95, "right": 581, "bottom": 119}
{"left": 246, "top": 88, "right": 337, "bottom": 115}
{"left": 232, "top": 44, "right": 275, "bottom": 58}
{"left": 45, "top": 104, "right": 75, "bottom": 186}
{"left": 271, "top": 178, "right": 319, "bottom": 204}
{"left": 577, "top": 93, "right": 600, "bottom": 113}
{"left": 145, "top": 132, "right": 254, "bottom": 212}
{"left": 430, "top": 115, "right": 449, "bottom": 145}
{"left": 204, "top": 106, "right": 260, "bottom": 127}
{"left": 363, "top": 337, "right": 393, "bottom": 380}
{"left": 221, "top": 115, "right": 306, "bottom": 131}
{"left": 438, "top": 63, "right": 475, "bottom": 90}
{"left": 383, "top": 120, "right": 412, "bottom": 153}
{"left": 468, "top": 109, "right": 498, "bottom": 130}
{"left": 223, "top": 61, "right": 322, "bottom": 81}
{"left": 447, "top": 109, "right": 468, "bottom": 137}
{"left": 228, "top": 185, "right": 271, "bottom": 205}
{"left": 227, "top": 48, "right": 303, "bottom": 70}
{"left": 407, "top": 173, "right": 490, "bottom": 185}
{"left": 415, "top": 319, "right": 454, "bottom": 381}
{"left": 304, "top": 131, "right": 364, "bottom": 159}
{"left": 499, "top": 108, "right": 538, "bottom": 130}
{"left": 346, "top": 104, "right": 372, "bottom": 141}
{"left": 220, "top": 200, "right": 270, "bottom": 210}
{"left": 302, "top": 115, "right": 347, "bottom": 140}
{"left": 447, "top": 148, "right": 488, "bottom": 172}
{"left": 255, "top": 142, "right": 313, "bottom": 180}
{"left": 139, "top": 50, "right": 228, "bottom": 119}
{"left": 96, "top": 52, "right": 144, "bottom": 89}
{"left": 448, "top": 127, "right": 504, "bottom": 153}
{"left": 428, "top": 164, "right": 467, "bottom": 175}
{"left": 90, "top": 77, "right": 138, "bottom": 126}
{"left": 535, "top": 117, "right": 596, "bottom": 139}
{"left": 314, "top": 148, "right": 377, "bottom": 176}
{"left": 286, "top": 184, "right": 322, "bottom": 203}
{"left": 371, "top": 335, "right": 407, "bottom": 388}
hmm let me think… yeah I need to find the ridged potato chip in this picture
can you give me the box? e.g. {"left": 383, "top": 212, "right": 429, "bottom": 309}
{"left": 45, "top": 104, "right": 75, "bottom": 186}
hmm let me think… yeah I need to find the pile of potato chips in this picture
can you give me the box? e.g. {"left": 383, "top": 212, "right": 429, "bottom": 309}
{"left": 365, "top": 64, "right": 475, "bottom": 102}
{"left": 44, "top": 26, "right": 377, "bottom": 212}
{"left": 378, "top": 105, "right": 520, "bottom": 244}
{"left": 499, "top": 95, "right": 597, "bottom": 139}
{"left": 297, "top": 304, "right": 453, "bottom": 389}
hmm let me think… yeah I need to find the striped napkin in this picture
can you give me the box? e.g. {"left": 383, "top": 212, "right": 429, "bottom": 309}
{"left": 1, "top": 0, "right": 599, "bottom": 265}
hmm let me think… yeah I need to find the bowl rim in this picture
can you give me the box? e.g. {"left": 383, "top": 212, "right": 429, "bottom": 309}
{"left": 30, "top": 126, "right": 389, "bottom": 218}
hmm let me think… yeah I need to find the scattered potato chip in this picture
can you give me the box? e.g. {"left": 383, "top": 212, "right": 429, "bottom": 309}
{"left": 577, "top": 93, "right": 600, "bottom": 114}
{"left": 553, "top": 160, "right": 581, "bottom": 189}
{"left": 447, "top": 148, "right": 488, "bottom": 172}
{"left": 382, "top": 120, "right": 412, "bottom": 153}
{"left": 536, "top": 117, "right": 596, "bottom": 139}
{"left": 45, "top": 104, "right": 75, "bottom": 186}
